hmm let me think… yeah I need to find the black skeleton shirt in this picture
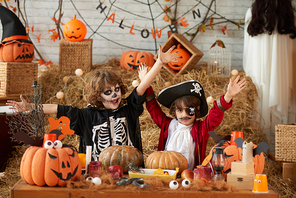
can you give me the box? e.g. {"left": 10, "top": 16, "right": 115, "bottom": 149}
{"left": 57, "top": 88, "right": 146, "bottom": 160}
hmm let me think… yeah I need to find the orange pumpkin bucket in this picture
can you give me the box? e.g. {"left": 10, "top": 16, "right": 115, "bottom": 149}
{"left": 252, "top": 174, "right": 269, "bottom": 193}
{"left": 42, "top": 133, "right": 57, "bottom": 148}
{"left": 230, "top": 131, "right": 243, "bottom": 145}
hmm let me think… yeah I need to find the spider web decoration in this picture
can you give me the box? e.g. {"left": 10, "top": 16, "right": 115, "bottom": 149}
{"left": 7, "top": 81, "right": 45, "bottom": 145}
{"left": 69, "top": 0, "right": 244, "bottom": 54}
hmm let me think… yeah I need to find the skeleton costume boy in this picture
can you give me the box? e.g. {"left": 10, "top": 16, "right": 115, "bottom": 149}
{"left": 146, "top": 80, "right": 233, "bottom": 170}
{"left": 57, "top": 87, "right": 145, "bottom": 160}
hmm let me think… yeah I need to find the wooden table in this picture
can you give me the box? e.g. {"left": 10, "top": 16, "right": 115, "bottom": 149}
{"left": 11, "top": 179, "right": 279, "bottom": 198}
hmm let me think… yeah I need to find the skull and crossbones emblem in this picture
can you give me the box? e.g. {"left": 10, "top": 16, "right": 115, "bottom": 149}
{"left": 190, "top": 83, "right": 202, "bottom": 96}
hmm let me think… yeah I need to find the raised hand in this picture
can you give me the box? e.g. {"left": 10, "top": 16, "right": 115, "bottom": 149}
{"left": 224, "top": 75, "right": 246, "bottom": 103}
{"left": 138, "top": 63, "right": 148, "bottom": 81}
{"left": 157, "top": 45, "right": 180, "bottom": 64}
{"left": 6, "top": 94, "right": 30, "bottom": 113}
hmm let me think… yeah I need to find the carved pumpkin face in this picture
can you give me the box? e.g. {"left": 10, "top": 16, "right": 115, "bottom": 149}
{"left": 63, "top": 15, "right": 87, "bottom": 42}
{"left": 167, "top": 44, "right": 190, "bottom": 71}
{"left": 120, "top": 50, "right": 155, "bottom": 71}
{"left": 0, "top": 41, "right": 34, "bottom": 62}
{"left": 20, "top": 145, "right": 82, "bottom": 186}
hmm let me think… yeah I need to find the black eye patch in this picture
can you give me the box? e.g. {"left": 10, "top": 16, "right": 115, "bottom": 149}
{"left": 185, "top": 107, "right": 196, "bottom": 116}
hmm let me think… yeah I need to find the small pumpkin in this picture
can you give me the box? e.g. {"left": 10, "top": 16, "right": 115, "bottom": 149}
{"left": 145, "top": 150, "right": 188, "bottom": 173}
{"left": 99, "top": 145, "right": 143, "bottom": 173}
{"left": 63, "top": 15, "right": 87, "bottom": 42}
{"left": 20, "top": 145, "right": 82, "bottom": 186}
{"left": 120, "top": 50, "right": 155, "bottom": 71}
{"left": 167, "top": 44, "right": 190, "bottom": 71}
{"left": 0, "top": 41, "right": 34, "bottom": 62}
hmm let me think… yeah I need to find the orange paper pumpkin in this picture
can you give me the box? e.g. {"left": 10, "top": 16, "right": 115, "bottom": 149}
{"left": 63, "top": 15, "right": 87, "bottom": 42}
{"left": 167, "top": 44, "right": 190, "bottom": 71}
{"left": 209, "top": 141, "right": 265, "bottom": 178}
{"left": 120, "top": 50, "right": 155, "bottom": 71}
{"left": 20, "top": 145, "right": 82, "bottom": 186}
{"left": 0, "top": 41, "right": 34, "bottom": 62}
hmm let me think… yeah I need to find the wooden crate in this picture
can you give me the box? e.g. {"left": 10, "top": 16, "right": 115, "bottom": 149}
{"left": 231, "top": 161, "right": 254, "bottom": 175}
{"left": 0, "top": 62, "right": 38, "bottom": 97}
{"left": 59, "top": 39, "right": 93, "bottom": 74}
{"left": 155, "top": 33, "right": 204, "bottom": 76}
{"left": 227, "top": 173, "right": 255, "bottom": 190}
{"left": 275, "top": 123, "right": 296, "bottom": 162}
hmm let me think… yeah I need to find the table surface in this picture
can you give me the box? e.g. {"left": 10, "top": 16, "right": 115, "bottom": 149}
{"left": 11, "top": 179, "right": 280, "bottom": 198}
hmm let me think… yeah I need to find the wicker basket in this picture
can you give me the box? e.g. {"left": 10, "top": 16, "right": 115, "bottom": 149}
{"left": 59, "top": 39, "right": 93, "bottom": 74}
{"left": 275, "top": 123, "right": 296, "bottom": 162}
{"left": 154, "top": 33, "right": 204, "bottom": 76}
{"left": 0, "top": 62, "right": 38, "bottom": 97}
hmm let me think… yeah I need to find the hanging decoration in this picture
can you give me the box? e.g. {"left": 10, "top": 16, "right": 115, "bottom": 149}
{"left": 207, "top": 39, "right": 231, "bottom": 77}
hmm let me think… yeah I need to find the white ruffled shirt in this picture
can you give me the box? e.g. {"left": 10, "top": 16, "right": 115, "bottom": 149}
{"left": 165, "top": 118, "right": 196, "bottom": 170}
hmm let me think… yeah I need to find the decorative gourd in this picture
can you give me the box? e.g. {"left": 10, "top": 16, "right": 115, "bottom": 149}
{"left": 0, "top": 41, "right": 34, "bottom": 62}
{"left": 20, "top": 145, "right": 82, "bottom": 186}
{"left": 120, "top": 50, "right": 155, "bottom": 71}
{"left": 99, "top": 145, "right": 143, "bottom": 173}
{"left": 145, "top": 150, "right": 188, "bottom": 173}
{"left": 167, "top": 44, "right": 190, "bottom": 71}
{"left": 63, "top": 15, "right": 87, "bottom": 42}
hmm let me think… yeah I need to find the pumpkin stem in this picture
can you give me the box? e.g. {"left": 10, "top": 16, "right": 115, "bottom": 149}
{"left": 73, "top": 15, "right": 76, "bottom": 20}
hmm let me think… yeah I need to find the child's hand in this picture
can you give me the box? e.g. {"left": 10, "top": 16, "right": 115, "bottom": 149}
{"left": 6, "top": 94, "right": 30, "bottom": 113}
{"left": 157, "top": 45, "right": 180, "bottom": 64}
{"left": 224, "top": 75, "right": 246, "bottom": 103}
{"left": 138, "top": 63, "right": 148, "bottom": 81}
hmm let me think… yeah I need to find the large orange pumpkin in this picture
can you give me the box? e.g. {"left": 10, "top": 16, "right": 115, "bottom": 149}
{"left": 63, "top": 15, "right": 87, "bottom": 42}
{"left": 120, "top": 50, "right": 155, "bottom": 71}
{"left": 99, "top": 145, "right": 143, "bottom": 173}
{"left": 0, "top": 41, "right": 34, "bottom": 62}
{"left": 20, "top": 145, "right": 82, "bottom": 186}
{"left": 167, "top": 44, "right": 190, "bottom": 71}
{"left": 145, "top": 150, "right": 188, "bottom": 174}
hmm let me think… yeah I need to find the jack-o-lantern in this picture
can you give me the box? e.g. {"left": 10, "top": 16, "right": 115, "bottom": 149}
{"left": 0, "top": 41, "right": 34, "bottom": 62}
{"left": 63, "top": 15, "right": 87, "bottom": 42}
{"left": 0, "top": 5, "right": 35, "bottom": 62}
{"left": 120, "top": 50, "right": 155, "bottom": 71}
{"left": 167, "top": 44, "right": 190, "bottom": 71}
{"left": 20, "top": 144, "right": 82, "bottom": 186}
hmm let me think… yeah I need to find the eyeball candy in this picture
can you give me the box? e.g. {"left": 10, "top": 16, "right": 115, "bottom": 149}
{"left": 182, "top": 179, "right": 191, "bottom": 188}
{"left": 169, "top": 180, "right": 179, "bottom": 190}
{"left": 92, "top": 177, "right": 102, "bottom": 185}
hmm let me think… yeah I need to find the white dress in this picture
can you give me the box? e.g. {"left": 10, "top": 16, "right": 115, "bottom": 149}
{"left": 243, "top": 8, "right": 296, "bottom": 153}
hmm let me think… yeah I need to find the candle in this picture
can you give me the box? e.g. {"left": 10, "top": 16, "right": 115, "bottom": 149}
{"left": 242, "top": 141, "right": 253, "bottom": 163}
{"left": 84, "top": 146, "right": 92, "bottom": 176}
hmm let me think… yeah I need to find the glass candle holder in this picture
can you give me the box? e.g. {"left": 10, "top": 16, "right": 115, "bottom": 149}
{"left": 88, "top": 161, "right": 102, "bottom": 177}
{"left": 194, "top": 166, "right": 212, "bottom": 181}
{"left": 212, "top": 147, "right": 225, "bottom": 181}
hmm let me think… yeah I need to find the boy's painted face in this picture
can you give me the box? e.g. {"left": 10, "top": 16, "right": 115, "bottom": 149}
{"left": 100, "top": 83, "right": 122, "bottom": 110}
{"left": 175, "top": 102, "right": 197, "bottom": 126}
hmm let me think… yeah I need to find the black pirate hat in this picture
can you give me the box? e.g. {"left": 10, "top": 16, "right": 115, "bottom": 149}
{"left": 157, "top": 80, "right": 208, "bottom": 117}
{"left": 0, "top": 4, "right": 32, "bottom": 45}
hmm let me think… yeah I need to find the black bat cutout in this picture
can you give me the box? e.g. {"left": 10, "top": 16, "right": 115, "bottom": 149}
{"left": 253, "top": 142, "right": 270, "bottom": 156}
{"left": 234, "top": 137, "right": 244, "bottom": 148}
{"left": 208, "top": 131, "right": 231, "bottom": 143}
{"left": 49, "top": 129, "right": 63, "bottom": 140}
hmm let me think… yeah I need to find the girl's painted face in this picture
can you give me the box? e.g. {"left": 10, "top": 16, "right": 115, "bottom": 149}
{"left": 175, "top": 102, "right": 196, "bottom": 126}
{"left": 100, "top": 83, "right": 122, "bottom": 110}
